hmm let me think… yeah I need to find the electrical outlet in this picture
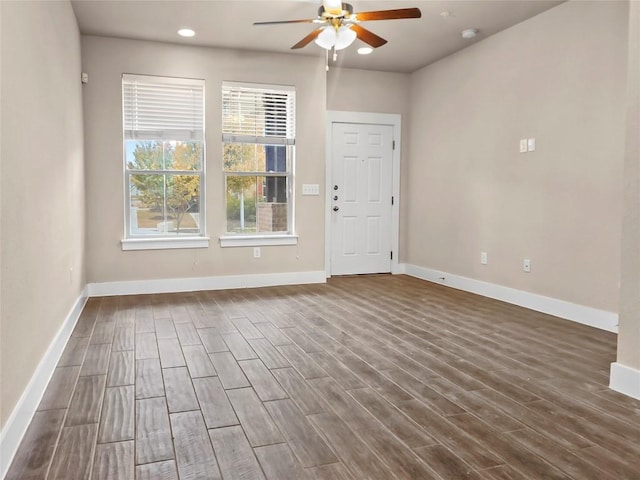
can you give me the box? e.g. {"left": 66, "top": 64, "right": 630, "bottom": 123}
{"left": 253, "top": 247, "right": 261, "bottom": 258}
{"left": 480, "top": 252, "right": 488, "bottom": 265}
{"left": 523, "top": 259, "right": 531, "bottom": 272}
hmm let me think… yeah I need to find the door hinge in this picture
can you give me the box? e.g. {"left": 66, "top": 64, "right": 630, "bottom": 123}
{"left": 391, "top": 196, "right": 394, "bottom": 206}
{"left": 390, "top": 251, "right": 393, "bottom": 260}
{"left": 392, "top": 140, "right": 396, "bottom": 150}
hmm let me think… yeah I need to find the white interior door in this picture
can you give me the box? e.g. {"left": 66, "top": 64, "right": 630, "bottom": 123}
{"left": 330, "top": 122, "right": 394, "bottom": 275}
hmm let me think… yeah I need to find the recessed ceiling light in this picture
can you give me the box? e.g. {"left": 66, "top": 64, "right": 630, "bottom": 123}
{"left": 357, "top": 47, "right": 373, "bottom": 55}
{"left": 461, "top": 28, "right": 478, "bottom": 39}
{"left": 178, "top": 28, "right": 196, "bottom": 37}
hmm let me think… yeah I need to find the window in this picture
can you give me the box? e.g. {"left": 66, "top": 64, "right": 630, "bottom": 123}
{"left": 221, "top": 82, "right": 295, "bottom": 245}
{"left": 122, "top": 74, "right": 206, "bottom": 250}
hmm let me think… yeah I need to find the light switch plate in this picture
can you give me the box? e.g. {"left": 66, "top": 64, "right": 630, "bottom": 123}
{"left": 302, "top": 184, "right": 320, "bottom": 195}
{"left": 527, "top": 138, "right": 536, "bottom": 152}
{"left": 519, "top": 139, "right": 528, "bottom": 153}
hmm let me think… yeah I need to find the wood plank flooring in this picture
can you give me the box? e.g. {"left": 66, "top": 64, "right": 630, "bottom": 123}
{"left": 6, "top": 275, "right": 640, "bottom": 479}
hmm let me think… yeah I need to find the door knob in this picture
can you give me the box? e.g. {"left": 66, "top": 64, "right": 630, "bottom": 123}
{"left": 333, "top": 206, "right": 339, "bottom": 212}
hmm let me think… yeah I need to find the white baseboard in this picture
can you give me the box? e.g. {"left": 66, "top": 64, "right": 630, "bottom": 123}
{"left": 401, "top": 263, "right": 618, "bottom": 333}
{"left": 0, "top": 287, "right": 88, "bottom": 479}
{"left": 610, "top": 362, "right": 640, "bottom": 400}
{"left": 87, "top": 270, "right": 327, "bottom": 297}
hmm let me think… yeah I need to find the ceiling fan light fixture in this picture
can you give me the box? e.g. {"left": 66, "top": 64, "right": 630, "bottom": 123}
{"left": 334, "top": 26, "right": 356, "bottom": 50}
{"left": 177, "top": 28, "right": 196, "bottom": 37}
{"left": 315, "top": 26, "right": 337, "bottom": 49}
{"left": 315, "top": 25, "right": 357, "bottom": 51}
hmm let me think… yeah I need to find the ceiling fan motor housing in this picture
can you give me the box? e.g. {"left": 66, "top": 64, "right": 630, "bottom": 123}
{"left": 319, "top": 3, "right": 353, "bottom": 19}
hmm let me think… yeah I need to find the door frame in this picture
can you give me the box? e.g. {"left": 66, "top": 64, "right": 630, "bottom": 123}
{"left": 325, "top": 111, "right": 401, "bottom": 278}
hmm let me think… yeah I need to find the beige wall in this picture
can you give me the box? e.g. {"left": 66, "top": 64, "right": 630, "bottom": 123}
{"left": 327, "top": 67, "right": 412, "bottom": 258}
{"left": 81, "top": 36, "right": 326, "bottom": 283}
{"left": 406, "top": 0, "right": 628, "bottom": 312}
{"left": 617, "top": 0, "right": 640, "bottom": 369}
{"left": 0, "top": 1, "right": 86, "bottom": 428}
{"left": 327, "top": 67, "right": 410, "bottom": 115}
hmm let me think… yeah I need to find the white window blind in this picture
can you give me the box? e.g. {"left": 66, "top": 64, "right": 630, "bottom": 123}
{"left": 222, "top": 82, "right": 295, "bottom": 145}
{"left": 123, "top": 74, "right": 204, "bottom": 141}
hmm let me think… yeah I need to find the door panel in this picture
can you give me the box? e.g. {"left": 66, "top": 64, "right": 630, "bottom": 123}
{"left": 331, "top": 123, "right": 393, "bottom": 275}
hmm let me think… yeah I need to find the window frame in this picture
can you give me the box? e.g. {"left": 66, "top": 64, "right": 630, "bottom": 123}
{"left": 220, "top": 81, "right": 297, "bottom": 247}
{"left": 121, "top": 74, "right": 209, "bottom": 251}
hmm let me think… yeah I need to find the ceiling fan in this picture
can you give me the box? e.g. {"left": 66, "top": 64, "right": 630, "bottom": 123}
{"left": 254, "top": 0, "right": 421, "bottom": 52}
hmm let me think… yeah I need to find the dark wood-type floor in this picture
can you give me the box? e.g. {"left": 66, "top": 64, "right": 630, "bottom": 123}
{"left": 7, "top": 275, "right": 640, "bottom": 479}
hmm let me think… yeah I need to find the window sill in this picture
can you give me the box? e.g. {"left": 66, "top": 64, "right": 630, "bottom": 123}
{"left": 121, "top": 236, "right": 210, "bottom": 251}
{"left": 219, "top": 234, "right": 298, "bottom": 247}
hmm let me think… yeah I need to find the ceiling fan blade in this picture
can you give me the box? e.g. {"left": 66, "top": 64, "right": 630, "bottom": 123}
{"left": 254, "top": 19, "right": 316, "bottom": 26}
{"left": 291, "top": 27, "right": 324, "bottom": 49}
{"left": 354, "top": 8, "right": 422, "bottom": 22}
{"left": 351, "top": 24, "right": 387, "bottom": 48}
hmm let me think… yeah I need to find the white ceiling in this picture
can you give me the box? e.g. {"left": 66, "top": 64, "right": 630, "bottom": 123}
{"left": 71, "top": 0, "right": 564, "bottom": 73}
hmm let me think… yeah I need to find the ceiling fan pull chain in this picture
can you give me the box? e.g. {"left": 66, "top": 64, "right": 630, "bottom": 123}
{"left": 333, "top": 46, "right": 338, "bottom": 62}
{"left": 325, "top": 49, "right": 329, "bottom": 72}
